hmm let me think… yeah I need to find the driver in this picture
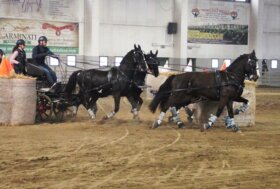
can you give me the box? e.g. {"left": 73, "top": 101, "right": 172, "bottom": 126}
{"left": 32, "top": 36, "right": 57, "bottom": 85}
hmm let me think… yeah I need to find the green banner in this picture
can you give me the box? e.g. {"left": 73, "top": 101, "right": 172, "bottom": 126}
{"left": 0, "top": 44, "right": 78, "bottom": 54}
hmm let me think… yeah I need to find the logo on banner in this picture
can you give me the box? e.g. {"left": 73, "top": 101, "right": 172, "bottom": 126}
{"left": 42, "top": 23, "right": 76, "bottom": 36}
{"left": 231, "top": 11, "right": 238, "bottom": 20}
{"left": 192, "top": 8, "right": 200, "bottom": 18}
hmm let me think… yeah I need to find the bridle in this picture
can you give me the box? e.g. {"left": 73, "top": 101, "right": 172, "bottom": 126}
{"left": 246, "top": 57, "right": 258, "bottom": 80}
{"left": 133, "top": 49, "right": 148, "bottom": 72}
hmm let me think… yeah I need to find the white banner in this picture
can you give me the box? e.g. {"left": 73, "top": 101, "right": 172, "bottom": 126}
{"left": 0, "top": 0, "right": 81, "bottom": 22}
{"left": 0, "top": 19, "right": 79, "bottom": 54}
{"left": 188, "top": 0, "right": 249, "bottom": 45}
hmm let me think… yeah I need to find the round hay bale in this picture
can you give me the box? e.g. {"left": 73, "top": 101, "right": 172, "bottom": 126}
{"left": 10, "top": 79, "right": 37, "bottom": 125}
{"left": 193, "top": 80, "right": 257, "bottom": 127}
{"left": 0, "top": 79, "right": 12, "bottom": 125}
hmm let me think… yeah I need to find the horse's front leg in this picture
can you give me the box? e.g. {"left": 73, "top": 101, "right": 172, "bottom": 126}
{"left": 136, "top": 97, "right": 143, "bottom": 111}
{"left": 69, "top": 91, "right": 83, "bottom": 117}
{"left": 224, "top": 100, "right": 241, "bottom": 132}
{"left": 234, "top": 96, "right": 249, "bottom": 115}
{"left": 103, "top": 93, "right": 121, "bottom": 120}
{"left": 85, "top": 95, "right": 98, "bottom": 119}
{"left": 127, "top": 96, "right": 141, "bottom": 120}
{"left": 88, "top": 100, "right": 98, "bottom": 119}
{"left": 81, "top": 92, "right": 96, "bottom": 119}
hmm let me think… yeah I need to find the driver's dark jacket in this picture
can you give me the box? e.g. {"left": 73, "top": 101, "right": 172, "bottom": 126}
{"left": 14, "top": 49, "right": 27, "bottom": 74}
{"left": 32, "top": 45, "right": 54, "bottom": 65}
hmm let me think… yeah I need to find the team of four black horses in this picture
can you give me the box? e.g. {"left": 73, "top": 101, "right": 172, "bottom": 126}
{"left": 65, "top": 45, "right": 259, "bottom": 133}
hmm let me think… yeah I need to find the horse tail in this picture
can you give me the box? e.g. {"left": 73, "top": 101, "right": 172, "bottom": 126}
{"left": 65, "top": 70, "right": 81, "bottom": 96}
{"left": 149, "top": 75, "right": 175, "bottom": 113}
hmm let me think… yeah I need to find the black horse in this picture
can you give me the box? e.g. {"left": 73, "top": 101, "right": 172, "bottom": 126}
{"left": 65, "top": 45, "right": 159, "bottom": 120}
{"left": 149, "top": 50, "right": 259, "bottom": 132}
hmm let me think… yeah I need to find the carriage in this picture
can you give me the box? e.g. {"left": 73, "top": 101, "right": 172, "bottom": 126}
{"left": 26, "top": 56, "right": 76, "bottom": 122}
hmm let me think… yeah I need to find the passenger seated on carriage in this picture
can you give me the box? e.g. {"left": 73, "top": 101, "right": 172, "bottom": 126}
{"left": 32, "top": 36, "right": 57, "bottom": 86}
{"left": 0, "top": 49, "right": 4, "bottom": 64}
{"left": 9, "top": 39, "right": 27, "bottom": 75}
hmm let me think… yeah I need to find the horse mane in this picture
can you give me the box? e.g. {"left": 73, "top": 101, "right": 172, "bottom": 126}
{"left": 227, "top": 54, "right": 248, "bottom": 71}
{"left": 119, "top": 50, "right": 135, "bottom": 66}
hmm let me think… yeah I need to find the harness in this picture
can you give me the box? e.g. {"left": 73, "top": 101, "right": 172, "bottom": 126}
{"left": 214, "top": 70, "right": 243, "bottom": 99}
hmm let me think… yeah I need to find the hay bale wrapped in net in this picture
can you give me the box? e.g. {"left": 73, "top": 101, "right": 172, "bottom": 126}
{"left": 10, "top": 79, "right": 36, "bottom": 125}
{"left": 0, "top": 79, "right": 12, "bottom": 125}
{"left": 0, "top": 78, "right": 36, "bottom": 125}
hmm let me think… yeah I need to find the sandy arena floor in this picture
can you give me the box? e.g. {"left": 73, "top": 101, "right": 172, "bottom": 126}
{"left": 0, "top": 87, "right": 280, "bottom": 189}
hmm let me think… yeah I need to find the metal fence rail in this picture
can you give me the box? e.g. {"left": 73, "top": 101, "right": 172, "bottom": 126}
{"left": 52, "top": 56, "right": 280, "bottom": 87}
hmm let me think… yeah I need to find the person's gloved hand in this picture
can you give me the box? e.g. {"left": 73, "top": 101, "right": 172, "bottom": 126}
{"left": 46, "top": 50, "right": 52, "bottom": 55}
{"left": 51, "top": 54, "right": 60, "bottom": 59}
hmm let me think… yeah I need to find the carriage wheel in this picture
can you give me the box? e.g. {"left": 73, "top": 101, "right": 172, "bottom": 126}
{"left": 53, "top": 102, "right": 65, "bottom": 122}
{"left": 36, "top": 94, "right": 53, "bottom": 122}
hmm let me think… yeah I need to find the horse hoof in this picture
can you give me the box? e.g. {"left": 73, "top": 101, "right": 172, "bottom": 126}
{"left": 226, "top": 125, "right": 232, "bottom": 129}
{"left": 133, "top": 114, "right": 139, "bottom": 120}
{"left": 231, "top": 124, "right": 241, "bottom": 132}
{"left": 151, "top": 121, "right": 160, "bottom": 129}
{"left": 102, "top": 115, "right": 108, "bottom": 120}
{"left": 187, "top": 117, "right": 193, "bottom": 123}
{"left": 234, "top": 109, "right": 240, "bottom": 115}
{"left": 178, "top": 122, "right": 185, "bottom": 129}
{"left": 168, "top": 116, "right": 173, "bottom": 123}
{"left": 200, "top": 124, "right": 209, "bottom": 132}
{"left": 200, "top": 127, "right": 205, "bottom": 132}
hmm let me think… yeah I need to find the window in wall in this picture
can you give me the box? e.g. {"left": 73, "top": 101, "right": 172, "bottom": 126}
{"left": 50, "top": 56, "right": 59, "bottom": 66}
{"left": 67, "top": 55, "right": 76, "bottom": 66}
{"left": 99, "top": 56, "right": 108, "bottom": 67}
{"left": 157, "top": 58, "right": 169, "bottom": 67}
{"left": 271, "top": 60, "right": 278, "bottom": 69}
{"left": 211, "top": 59, "right": 219, "bottom": 68}
{"left": 115, "top": 56, "right": 123, "bottom": 66}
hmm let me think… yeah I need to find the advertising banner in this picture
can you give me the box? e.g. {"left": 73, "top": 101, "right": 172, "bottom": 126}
{"left": 0, "top": 0, "right": 80, "bottom": 22}
{"left": 0, "top": 19, "right": 79, "bottom": 54}
{"left": 188, "top": 0, "right": 249, "bottom": 45}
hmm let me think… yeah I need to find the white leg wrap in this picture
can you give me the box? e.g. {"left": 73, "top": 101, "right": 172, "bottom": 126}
{"left": 169, "top": 107, "right": 182, "bottom": 123}
{"left": 88, "top": 109, "right": 96, "bottom": 119}
{"left": 131, "top": 108, "right": 138, "bottom": 116}
{"left": 157, "top": 112, "right": 165, "bottom": 125}
{"left": 170, "top": 107, "right": 176, "bottom": 115}
{"left": 228, "top": 118, "right": 236, "bottom": 127}
{"left": 239, "top": 102, "right": 249, "bottom": 113}
{"left": 72, "top": 106, "right": 77, "bottom": 115}
{"left": 107, "top": 111, "right": 115, "bottom": 118}
{"left": 224, "top": 116, "right": 231, "bottom": 128}
{"left": 208, "top": 114, "right": 217, "bottom": 127}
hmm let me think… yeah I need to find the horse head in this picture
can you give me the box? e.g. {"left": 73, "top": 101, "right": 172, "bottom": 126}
{"left": 227, "top": 50, "right": 259, "bottom": 82}
{"left": 145, "top": 50, "right": 159, "bottom": 77}
{"left": 245, "top": 50, "right": 259, "bottom": 81}
{"left": 133, "top": 44, "right": 149, "bottom": 73}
